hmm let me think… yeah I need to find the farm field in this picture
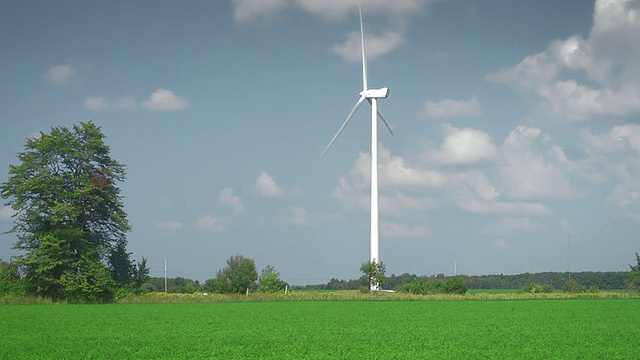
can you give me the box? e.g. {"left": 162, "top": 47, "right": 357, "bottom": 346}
{"left": 1, "top": 299, "right": 638, "bottom": 359}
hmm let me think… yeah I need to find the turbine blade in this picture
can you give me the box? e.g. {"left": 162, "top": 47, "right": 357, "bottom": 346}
{"left": 359, "top": 5, "right": 368, "bottom": 92}
{"left": 322, "top": 96, "right": 367, "bottom": 156}
{"left": 367, "top": 99, "right": 394, "bottom": 136}
{"left": 377, "top": 108, "right": 394, "bottom": 136}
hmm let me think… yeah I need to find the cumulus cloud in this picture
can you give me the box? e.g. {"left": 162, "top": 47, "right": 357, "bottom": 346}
{"left": 232, "top": 0, "right": 436, "bottom": 23}
{"left": 142, "top": 89, "right": 190, "bottom": 111}
{"left": 332, "top": 30, "right": 406, "bottom": 63}
{"left": 449, "top": 171, "right": 550, "bottom": 215}
{"left": 85, "top": 90, "right": 188, "bottom": 111}
{"left": 231, "top": 0, "right": 289, "bottom": 22}
{"left": 428, "top": 124, "right": 498, "bottom": 165}
{"left": 485, "top": 0, "right": 640, "bottom": 121}
{"left": 231, "top": 0, "right": 439, "bottom": 62}
{"left": 193, "top": 215, "right": 225, "bottom": 232}
{"left": 331, "top": 143, "right": 548, "bottom": 216}
{"left": 422, "top": 96, "right": 482, "bottom": 119}
{"left": 154, "top": 221, "right": 183, "bottom": 231}
{"left": 0, "top": 205, "right": 16, "bottom": 221}
{"left": 219, "top": 188, "right": 245, "bottom": 214}
{"left": 288, "top": 207, "right": 316, "bottom": 225}
{"left": 498, "top": 126, "right": 573, "bottom": 200}
{"left": 44, "top": 64, "right": 77, "bottom": 86}
{"left": 255, "top": 171, "right": 285, "bottom": 197}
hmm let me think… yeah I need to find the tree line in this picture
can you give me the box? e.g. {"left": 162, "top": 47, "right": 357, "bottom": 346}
{"left": 295, "top": 270, "right": 634, "bottom": 292}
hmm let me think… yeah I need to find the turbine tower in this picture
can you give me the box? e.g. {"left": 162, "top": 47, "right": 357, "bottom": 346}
{"left": 322, "top": 6, "right": 393, "bottom": 290}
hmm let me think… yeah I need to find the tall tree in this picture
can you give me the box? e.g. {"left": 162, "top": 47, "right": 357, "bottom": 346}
{"left": 258, "top": 265, "right": 288, "bottom": 293}
{"left": 627, "top": 253, "right": 640, "bottom": 292}
{"left": 133, "top": 257, "right": 150, "bottom": 293}
{"left": 1, "top": 121, "right": 131, "bottom": 301}
{"left": 360, "top": 260, "right": 386, "bottom": 290}
{"left": 209, "top": 255, "right": 258, "bottom": 294}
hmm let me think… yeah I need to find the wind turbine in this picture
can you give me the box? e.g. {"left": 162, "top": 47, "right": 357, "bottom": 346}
{"left": 322, "top": 6, "right": 393, "bottom": 290}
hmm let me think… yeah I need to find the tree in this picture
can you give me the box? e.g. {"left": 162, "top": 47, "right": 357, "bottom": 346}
{"left": 209, "top": 255, "right": 258, "bottom": 294}
{"left": 109, "top": 238, "right": 134, "bottom": 289}
{"left": 259, "top": 265, "right": 288, "bottom": 293}
{"left": 627, "top": 253, "right": 640, "bottom": 292}
{"left": 444, "top": 276, "right": 468, "bottom": 295}
{"left": 360, "top": 260, "right": 386, "bottom": 290}
{"left": 564, "top": 278, "right": 585, "bottom": 293}
{"left": 132, "top": 257, "right": 150, "bottom": 294}
{"left": 0, "top": 259, "right": 25, "bottom": 296}
{"left": 1, "top": 122, "right": 131, "bottom": 302}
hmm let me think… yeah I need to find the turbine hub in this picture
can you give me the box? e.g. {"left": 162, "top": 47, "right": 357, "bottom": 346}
{"left": 360, "top": 87, "right": 390, "bottom": 99}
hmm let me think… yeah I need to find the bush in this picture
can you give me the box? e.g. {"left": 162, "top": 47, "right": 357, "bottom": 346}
{"left": 522, "top": 282, "right": 552, "bottom": 294}
{"left": 444, "top": 276, "right": 468, "bottom": 295}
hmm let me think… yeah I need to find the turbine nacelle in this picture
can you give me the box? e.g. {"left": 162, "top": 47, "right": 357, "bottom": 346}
{"left": 360, "top": 87, "right": 390, "bottom": 99}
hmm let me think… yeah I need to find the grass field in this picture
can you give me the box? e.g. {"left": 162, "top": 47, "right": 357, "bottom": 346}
{"left": 1, "top": 298, "right": 639, "bottom": 359}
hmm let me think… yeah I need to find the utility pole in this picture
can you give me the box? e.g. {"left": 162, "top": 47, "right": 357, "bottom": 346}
{"left": 164, "top": 258, "right": 168, "bottom": 293}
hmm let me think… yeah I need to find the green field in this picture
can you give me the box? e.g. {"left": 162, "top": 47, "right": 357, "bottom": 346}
{"left": 2, "top": 299, "right": 639, "bottom": 359}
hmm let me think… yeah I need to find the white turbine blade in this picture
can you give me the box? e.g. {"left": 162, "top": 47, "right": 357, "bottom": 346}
{"left": 377, "top": 108, "right": 394, "bottom": 136}
{"left": 367, "top": 99, "right": 394, "bottom": 136}
{"left": 359, "top": 5, "right": 368, "bottom": 92}
{"left": 322, "top": 95, "right": 367, "bottom": 156}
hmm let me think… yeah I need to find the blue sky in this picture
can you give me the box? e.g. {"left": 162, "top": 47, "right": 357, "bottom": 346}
{"left": 1, "top": 0, "right": 639, "bottom": 285}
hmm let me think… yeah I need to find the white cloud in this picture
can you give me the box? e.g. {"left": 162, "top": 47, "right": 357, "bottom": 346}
{"left": 288, "top": 207, "right": 316, "bottom": 225}
{"left": 231, "top": 0, "right": 289, "bottom": 22}
{"left": 86, "top": 90, "right": 188, "bottom": 111}
{"left": 255, "top": 171, "right": 285, "bottom": 197}
{"left": 142, "top": 89, "right": 190, "bottom": 111}
{"left": 606, "top": 183, "right": 640, "bottom": 207}
{"left": 219, "top": 188, "right": 245, "bottom": 214}
{"left": 44, "top": 64, "right": 77, "bottom": 86}
{"left": 422, "top": 96, "right": 482, "bottom": 119}
{"left": 84, "top": 97, "right": 110, "bottom": 111}
{"left": 154, "top": 221, "right": 183, "bottom": 231}
{"left": 331, "top": 144, "right": 548, "bottom": 216}
{"left": 380, "top": 221, "right": 430, "bottom": 238}
{"left": 0, "top": 206, "right": 16, "bottom": 221}
{"left": 231, "top": 0, "right": 436, "bottom": 23}
{"left": 486, "top": 0, "right": 640, "bottom": 121}
{"left": 346, "top": 147, "right": 447, "bottom": 190}
{"left": 449, "top": 171, "right": 550, "bottom": 215}
{"left": 332, "top": 30, "right": 406, "bottom": 63}
{"left": 429, "top": 124, "right": 498, "bottom": 165}
{"left": 193, "top": 215, "right": 225, "bottom": 232}
{"left": 498, "top": 126, "right": 573, "bottom": 200}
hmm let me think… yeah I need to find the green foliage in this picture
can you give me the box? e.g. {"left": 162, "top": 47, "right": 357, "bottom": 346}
{"left": 258, "top": 265, "right": 288, "bottom": 293}
{"left": 395, "top": 278, "right": 443, "bottom": 295}
{"left": 132, "top": 257, "right": 150, "bottom": 294}
{"left": 395, "top": 276, "right": 467, "bottom": 295}
{"left": 564, "top": 279, "right": 579, "bottom": 293}
{"left": 522, "top": 282, "right": 554, "bottom": 294}
{"left": 109, "top": 238, "right": 134, "bottom": 289}
{"left": 207, "top": 255, "right": 258, "bottom": 294}
{"left": 444, "top": 276, "right": 468, "bottom": 295}
{"left": 360, "top": 260, "right": 386, "bottom": 290}
{"left": 564, "top": 279, "right": 600, "bottom": 294}
{"left": 141, "top": 276, "right": 200, "bottom": 294}
{"left": 465, "top": 271, "right": 627, "bottom": 290}
{"left": 626, "top": 253, "right": 640, "bottom": 292}
{"left": 0, "top": 260, "right": 25, "bottom": 296}
{"left": 0, "top": 122, "right": 131, "bottom": 302}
